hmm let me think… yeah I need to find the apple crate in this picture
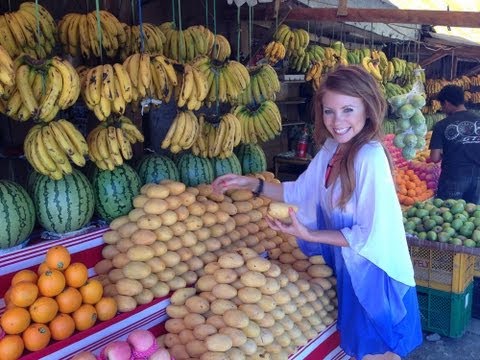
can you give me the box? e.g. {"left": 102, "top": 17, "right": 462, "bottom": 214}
{"left": 416, "top": 282, "right": 473, "bottom": 338}
{"left": 409, "top": 245, "right": 475, "bottom": 293}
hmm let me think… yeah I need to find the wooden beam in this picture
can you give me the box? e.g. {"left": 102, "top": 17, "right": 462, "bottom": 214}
{"left": 286, "top": 8, "right": 480, "bottom": 28}
{"left": 465, "top": 64, "right": 480, "bottom": 77}
{"left": 420, "top": 50, "right": 451, "bottom": 67}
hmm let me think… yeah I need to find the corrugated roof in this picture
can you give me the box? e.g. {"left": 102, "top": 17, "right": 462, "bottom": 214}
{"left": 388, "top": 0, "right": 480, "bottom": 44}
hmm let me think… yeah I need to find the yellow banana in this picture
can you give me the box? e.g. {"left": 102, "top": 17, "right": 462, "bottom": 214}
{"left": 57, "top": 119, "right": 89, "bottom": 156}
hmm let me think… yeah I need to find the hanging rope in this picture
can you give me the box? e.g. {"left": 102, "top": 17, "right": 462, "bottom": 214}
{"left": 205, "top": 0, "right": 209, "bottom": 28}
{"left": 172, "top": 0, "right": 176, "bottom": 26}
{"left": 177, "top": 0, "right": 183, "bottom": 31}
{"left": 236, "top": 6, "right": 241, "bottom": 62}
{"left": 248, "top": 5, "right": 252, "bottom": 64}
{"left": 8, "top": 0, "right": 11, "bottom": 11}
{"left": 95, "top": 0, "right": 103, "bottom": 63}
{"left": 213, "top": 0, "right": 219, "bottom": 115}
{"left": 130, "top": 0, "right": 136, "bottom": 25}
{"left": 137, "top": 0, "right": 145, "bottom": 53}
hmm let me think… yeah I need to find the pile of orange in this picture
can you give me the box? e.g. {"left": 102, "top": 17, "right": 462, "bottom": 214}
{"left": 0, "top": 245, "right": 117, "bottom": 360}
{"left": 395, "top": 169, "right": 434, "bottom": 206}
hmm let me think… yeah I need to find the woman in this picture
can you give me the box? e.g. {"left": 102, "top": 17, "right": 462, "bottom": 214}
{"left": 212, "top": 65, "right": 422, "bottom": 359}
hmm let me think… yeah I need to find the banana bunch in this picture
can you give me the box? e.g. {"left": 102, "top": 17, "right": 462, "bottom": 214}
{"left": 192, "top": 56, "right": 250, "bottom": 105}
{"left": 273, "top": 24, "right": 309, "bottom": 57}
{"left": 175, "top": 63, "right": 208, "bottom": 110}
{"left": 384, "top": 82, "right": 410, "bottom": 99}
{"left": 58, "top": 10, "right": 126, "bottom": 59}
{"left": 192, "top": 113, "right": 242, "bottom": 159}
{"left": 235, "top": 64, "right": 280, "bottom": 105}
{"left": 210, "top": 34, "right": 231, "bottom": 62}
{"left": 346, "top": 49, "right": 363, "bottom": 65}
{"left": 464, "top": 91, "right": 480, "bottom": 104}
{"left": 306, "top": 60, "right": 324, "bottom": 91}
{"left": 80, "top": 62, "right": 133, "bottom": 121}
{"left": 264, "top": 41, "right": 286, "bottom": 65}
{"left": 120, "top": 23, "right": 166, "bottom": 60}
{"left": 290, "top": 45, "right": 331, "bottom": 74}
{"left": 471, "top": 74, "right": 480, "bottom": 87}
{"left": 24, "top": 119, "right": 88, "bottom": 180}
{"left": 233, "top": 100, "right": 282, "bottom": 144}
{"left": 1, "top": 55, "right": 80, "bottom": 122}
{"left": 87, "top": 115, "right": 144, "bottom": 170}
{"left": 390, "top": 57, "right": 407, "bottom": 79}
{"left": 361, "top": 56, "right": 383, "bottom": 82}
{"left": 0, "top": 2, "right": 56, "bottom": 59}
{"left": 331, "top": 41, "right": 348, "bottom": 58}
{"left": 161, "top": 110, "right": 200, "bottom": 154}
{"left": 422, "top": 100, "right": 442, "bottom": 114}
{"left": 159, "top": 22, "right": 214, "bottom": 64}
{"left": 0, "top": 45, "right": 15, "bottom": 97}
{"left": 149, "top": 54, "right": 178, "bottom": 103}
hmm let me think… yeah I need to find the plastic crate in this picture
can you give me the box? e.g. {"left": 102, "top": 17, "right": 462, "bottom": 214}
{"left": 473, "top": 277, "right": 480, "bottom": 319}
{"left": 409, "top": 245, "right": 475, "bottom": 293}
{"left": 474, "top": 257, "right": 480, "bottom": 277}
{"left": 416, "top": 282, "right": 473, "bottom": 338}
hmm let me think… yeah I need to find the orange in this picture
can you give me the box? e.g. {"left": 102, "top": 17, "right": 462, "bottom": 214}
{"left": 9, "top": 282, "right": 39, "bottom": 308}
{"left": 29, "top": 296, "right": 58, "bottom": 324}
{"left": 22, "top": 323, "right": 51, "bottom": 351}
{"left": 0, "top": 334, "right": 24, "bottom": 360}
{"left": 45, "top": 245, "right": 71, "bottom": 271}
{"left": 55, "top": 287, "right": 83, "bottom": 314}
{"left": 64, "top": 262, "right": 88, "bottom": 288}
{"left": 37, "top": 269, "right": 65, "bottom": 297}
{"left": 0, "top": 307, "right": 31, "bottom": 335}
{"left": 11, "top": 269, "right": 38, "bottom": 286}
{"left": 49, "top": 313, "right": 75, "bottom": 341}
{"left": 95, "top": 297, "right": 118, "bottom": 321}
{"left": 37, "top": 262, "right": 50, "bottom": 275}
{"left": 79, "top": 279, "right": 103, "bottom": 305}
{"left": 72, "top": 304, "right": 97, "bottom": 331}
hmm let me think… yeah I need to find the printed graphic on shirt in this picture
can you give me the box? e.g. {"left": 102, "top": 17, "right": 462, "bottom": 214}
{"left": 444, "top": 120, "right": 480, "bottom": 143}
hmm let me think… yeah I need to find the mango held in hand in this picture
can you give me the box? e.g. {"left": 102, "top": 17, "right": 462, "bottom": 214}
{"left": 268, "top": 202, "right": 298, "bottom": 224}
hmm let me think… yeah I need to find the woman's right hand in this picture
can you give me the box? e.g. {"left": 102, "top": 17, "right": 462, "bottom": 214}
{"left": 211, "top": 173, "right": 258, "bottom": 194}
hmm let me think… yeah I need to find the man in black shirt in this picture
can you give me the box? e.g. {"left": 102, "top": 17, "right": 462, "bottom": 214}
{"left": 429, "top": 85, "right": 480, "bottom": 204}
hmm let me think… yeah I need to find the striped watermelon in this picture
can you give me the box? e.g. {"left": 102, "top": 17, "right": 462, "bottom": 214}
{"left": 178, "top": 153, "right": 214, "bottom": 186}
{"left": 0, "top": 181, "right": 35, "bottom": 249}
{"left": 211, "top": 154, "right": 242, "bottom": 178}
{"left": 137, "top": 154, "right": 179, "bottom": 185}
{"left": 91, "top": 164, "right": 141, "bottom": 222}
{"left": 235, "top": 143, "right": 267, "bottom": 175}
{"left": 33, "top": 169, "right": 95, "bottom": 234}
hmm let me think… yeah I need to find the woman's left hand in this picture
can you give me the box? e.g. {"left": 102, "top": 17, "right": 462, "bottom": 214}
{"left": 265, "top": 207, "right": 312, "bottom": 240}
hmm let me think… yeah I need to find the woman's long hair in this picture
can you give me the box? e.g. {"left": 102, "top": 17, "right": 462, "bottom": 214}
{"left": 313, "top": 65, "right": 391, "bottom": 208}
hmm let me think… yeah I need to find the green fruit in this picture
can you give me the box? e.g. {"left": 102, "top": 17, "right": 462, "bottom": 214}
{"left": 463, "top": 239, "right": 476, "bottom": 248}
{"left": 454, "top": 213, "right": 467, "bottom": 222}
{"left": 404, "top": 221, "right": 416, "bottom": 232}
{"left": 418, "top": 232, "right": 427, "bottom": 240}
{"left": 459, "top": 223, "right": 474, "bottom": 237}
{"left": 472, "top": 229, "right": 480, "bottom": 242}
{"left": 444, "top": 227, "right": 456, "bottom": 238}
{"left": 235, "top": 143, "right": 267, "bottom": 175}
{"left": 178, "top": 153, "right": 215, "bottom": 186}
{"left": 415, "top": 136, "right": 426, "bottom": 149}
{"left": 442, "top": 211, "right": 453, "bottom": 223}
{"left": 415, "top": 209, "right": 429, "bottom": 218}
{"left": 451, "top": 218, "right": 464, "bottom": 231}
{"left": 423, "top": 219, "right": 436, "bottom": 231}
{"left": 397, "top": 118, "right": 411, "bottom": 131}
{"left": 404, "top": 134, "right": 418, "bottom": 147}
{"left": 449, "top": 238, "right": 463, "bottom": 246}
{"left": 406, "top": 207, "right": 417, "bottom": 217}
{"left": 473, "top": 210, "right": 480, "bottom": 218}
{"left": 465, "top": 203, "right": 477, "bottom": 214}
{"left": 444, "top": 199, "right": 457, "bottom": 208}
{"left": 398, "top": 103, "right": 416, "bottom": 119}
{"left": 136, "top": 154, "right": 180, "bottom": 185}
{"left": 402, "top": 146, "right": 416, "bottom": 160}
{"left": 415, "top": 224, "right": 426, "bottom": 233}
{"left": 474, "top": 218, "right": 480, "bottom": 227}
{"left": 393, "top": 133, "right": 406, "bottom": 148}
{"left": 438, "top": 232, "right": 451, "bottom": 243}
{"left": 426, "top": 231, "right": 437, "bottom": 241}
{"left": 211, "top": 154, "right": 242, "bottom": 178}
{"left": 410, "top": 94, "right": 426, "bottom": 109}
{"left": 410, "top": 217, "right": 422, "bottom": 225}
{"left": 431, "top": 215, "right": 444, "bottom": 225}
{"left": 389, "top": 94, "right": 408, "bottom": 110}
{"left": 410, "top": 110, "right": 426, "bottom": 126}
{"left": 433, "top": 198, "right": 444, "bottom": 207}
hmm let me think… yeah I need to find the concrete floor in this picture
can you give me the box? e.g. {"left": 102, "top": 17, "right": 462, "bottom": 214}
{"left": 406, "top": 318, "right": 480, "bottom": 359}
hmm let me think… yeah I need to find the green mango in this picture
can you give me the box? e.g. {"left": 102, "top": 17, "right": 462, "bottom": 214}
{"left": 426, "top": 231, "right": 437, "bottom": 241}
{"left": 463, "top": 239, "right": 476, "bottom": 248}
{"left": 449, "top": 238, "right": 463, "bottom": 246}
{"left": 471, "top": 229, "right": 480, "bottom": 242}
{"left": 451, "top": 218, "right": 464, "bottom": 231}
{"left": 451, "top": 203, "right": 465, "bottom": 215}
{"left": 442, "top": 211, "right": 453, "bottom": 223}
{"left": 437, "top": 232, "right": 451, "bottom": 243}
{"left": 433, "top": 198, "right": 444, "bottom": 207}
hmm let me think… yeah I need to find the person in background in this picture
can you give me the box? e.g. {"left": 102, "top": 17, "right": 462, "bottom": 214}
{"left": 429, "top": 84, "right": 480, "bottom": 204}
{"left": 212, "top": 65, "right": 422, "bottom": 360}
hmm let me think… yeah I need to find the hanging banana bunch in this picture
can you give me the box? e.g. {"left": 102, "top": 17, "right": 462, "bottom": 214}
{"left": 191, "top": 113, "right": 242, "bottom": 159}
{"left": 233, "top": 100, "right": 282, "bottom": 144}
{"left": 159, "top": 22, "right": 214, "bottom": 63}
{"left": 0, "top": 45, "right": 15, "bottom": 98}
{"left": 0, "top": 55, "right": 80, "bottom": 122}
{"left": 24, "top": 119, "right": 89, "bottom": 180}
{"left": 192, "top": 56, "right": 250, "bottom": 106}
{"left": 87, "top": 116, "right": 144, "bottom": 170}
{"left": 235, "top": 64, "right": 281, "bottom": 106}
{"left": 58, "top": 10, "right": 126, "bottom": 58}
{"left": 264, "top": 41, "right": 286, "bottom": 65}
{"left": 79, "top": 62, "right": 133, "bottom": 121}
{"left": 175, "top": 63, "right": 208, "bottom": 110}
{"left": 120, "top": 23, "right": 166, "bottom": 60}
{"left": 0, "top": 2, "right": 56, "bottom": 59}
{"left": 210, "top": 34, "right": 231, "bottom": 62}
{"left": 161, "top": 110, "right": 200, "bottom": 154}
{"left": 273, "top": 24, "right": 309, "bottom": 58}
{"left": 305, "top": 61, "right": 324, "bottom": 91}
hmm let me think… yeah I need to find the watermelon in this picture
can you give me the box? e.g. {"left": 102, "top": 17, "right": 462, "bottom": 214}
{"left": 178, "top": 153, "right": 214, "bottom": 186}
{"left": 0, "top": 180, "right": 35, "bottom": 249}
{"left": 91, "top": 164, "right": 141, "bottom": 222}
{"left": 211, "top": 154, "right": 242, "bottom": 178}
{"left": 137, "top": 154, "right": 179, "bottom": 185}
{"left": 235, "top": 143, "right": 267, "bottom": 175}
{"left": 33, "top": 169, "right": 95, "bottom": 234}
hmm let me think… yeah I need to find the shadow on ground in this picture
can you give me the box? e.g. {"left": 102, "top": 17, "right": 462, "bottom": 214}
{"left": 406, "top": 319, "right": 480, "bottom": 359}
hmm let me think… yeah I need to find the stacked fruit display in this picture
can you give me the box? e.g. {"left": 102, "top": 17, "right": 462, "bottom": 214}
{"left": 0, "top": 2, "right": 56, "bottom": 59}
{"left": 233, "top": 101, "right": 282, "bottom": 144}
{"left": 264, "top": 41, "right": 286, "bottom": 65}
{"left": 235, "top": 64, "right": 281, "bottom": 105}
{"left": 0, "top": 246, "right": 117, "bottom": 359}
{"left": 58, "top": 10, "right": 126, "bottom": 58}
{"left": 1, "top": 55, "right": 80, "bottom": 122}
{"left": 395, "top": 169, "right": 434, "bottom": 206}
{"left": 389, "top": 93, "right": 428, "bottom": 160}
{"left": 403, "top": 198, "right": 480, "bottom": 247}
{"left": 0, "top": 45, "right": 15, "bottom": 98}
{"left": 120, "top": 23, "right": 166, "bottom": 60}
{"left": 273, "top": 24, "right": 309, "bottom": 58}
{"left": 404, "top": 160, "right": 440, "bottom": 192}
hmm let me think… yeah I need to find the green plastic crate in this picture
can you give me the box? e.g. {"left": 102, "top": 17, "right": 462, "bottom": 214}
{"left": 416, "top": 282, "right": 473, "bottom": 338}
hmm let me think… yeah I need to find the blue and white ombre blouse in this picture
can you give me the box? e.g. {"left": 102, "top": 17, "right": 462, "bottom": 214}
{"left": 283, "top": 138, "right": 422, "bottom": 359}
